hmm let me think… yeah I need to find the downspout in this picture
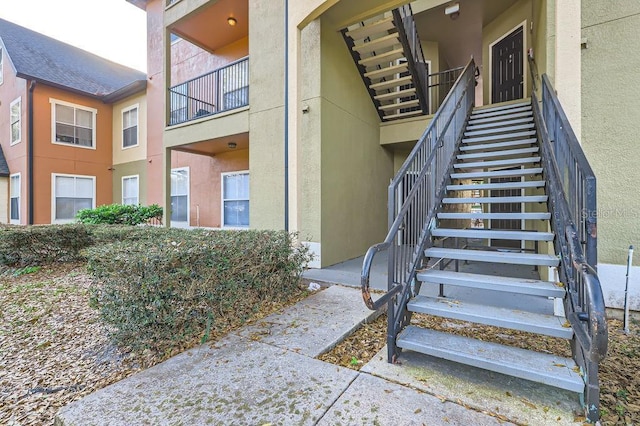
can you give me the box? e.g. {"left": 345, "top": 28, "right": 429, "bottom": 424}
{"left": 28, "top": 80, "right": 36, "bottom": 225}
{"left": 283, "top": 0, "right": 289, "bottom": 232}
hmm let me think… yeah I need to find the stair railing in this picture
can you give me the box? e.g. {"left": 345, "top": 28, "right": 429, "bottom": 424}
{"left": 531, "top": 78, "right": 607, "bottom": 422}
{"left": 361, "top": 58, "right": 475, "bottom": 361}
{"left": 392, "top": 4, "right": 429, "bottom": 115}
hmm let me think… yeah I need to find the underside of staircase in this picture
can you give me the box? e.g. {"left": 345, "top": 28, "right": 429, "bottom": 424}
{"left": 395, "top": 101, "right": 585, "bottom": 396}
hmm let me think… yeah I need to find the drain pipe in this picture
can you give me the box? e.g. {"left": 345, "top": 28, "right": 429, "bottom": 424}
{"left": 28, "top": 80, "right": 36, "bottom": 225}
{"left": 624, "top": 245, "right": 634, "bottom": 334}
{"left": 283, "top": 0, "right": 289, "bottom": 232}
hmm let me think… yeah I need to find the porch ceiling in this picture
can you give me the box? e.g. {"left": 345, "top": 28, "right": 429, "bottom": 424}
{"left": 172, "top": 132, "right": 249, "bottom": 157}
{"left": 413, "top": 0, "right": 519, "bottom": 69}
{"left": 170, "top": 0, "right": 248, "bottom": 53}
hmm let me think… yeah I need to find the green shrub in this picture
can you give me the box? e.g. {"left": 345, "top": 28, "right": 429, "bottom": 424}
{"left": 76, "top": 204, "right": 163, "bottom": 226}
{"left": 0, "top": 224, "right": 93, "bottom": 267}
{"left": 86, "top": 229, "right": 312, "bottom": 352}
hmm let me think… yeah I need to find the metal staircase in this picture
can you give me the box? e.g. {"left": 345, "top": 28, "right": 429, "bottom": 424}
{"left": 361, "top": 59, "right": 608, "bottom": 422}
{"left": 342, "top": 5, "right": 428, "bottom": 121}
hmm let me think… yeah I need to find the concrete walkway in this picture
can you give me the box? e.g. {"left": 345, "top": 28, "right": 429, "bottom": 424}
{"left": 56, "top": 285, "right": 581, "bottom": 425}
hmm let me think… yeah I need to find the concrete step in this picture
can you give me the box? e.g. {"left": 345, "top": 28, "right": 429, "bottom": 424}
{"left": 450, "top": 167, "right": 543, "bottom": 180}
{"left": 459, "top": 138, "right": 538, "bottom": 152}
{"left": 453, "top": 156, "right": 540, "bottom": 169}
{"left": 446, "top": 180, "right": 545, "bottom": 191}
{"left": 396, "top": 326, "right": 584, "bottom": 393}
{"left": 365, "top": 62, "right": 408, "bottom": 80}
{"left": 379, "top": 99, "right": 420, "bottom": 111}
{"left": 359, "top": 48, "right": 404, "bottom": 67}
{"left": 353, "top": 33, "right": 400, "bottom": 54}
{"left": 472, "top": 101, "right": 530, "bottom": 114}
{"left": 407, "top": 296, "right": 572, "bottom": 339}
{"left": 370, "top": 75, "right": 413, "bottom": 91}
{"left": 346, "top": 16, "right": 395, "bottom": 41}
{"left": 464, "top": 123, "right": 535, "bottom": 137}
{"left": 468, "top": 111, "right": 533, "bottom": 125}
{"left": 417, "top": 269, "right": 565, "bottom": 298}
{"left": 470, "top": 105, "right": 532, "bottom": 120}
{"left": 437, "top": 212, "right": 551, "bottom": 220}
{"left": 375, "top": 87, "right": 415, "bottom": 101}
{"left": 442, "top": 195, "right": 548, "bottom": 204}
{"left": 431, "top": 228, "right": 554, "bottom": 241}
{"left": 463, "top": 131, "right": 537, "bottom": 144}
{"left": 457, "top": 147, "right": 538, "bottom": 160}
{"left": 466, "top": 117, "right": 533, "bottom": 131}
{"left": 424, "top": 247, "right": 559, "bottom": 267}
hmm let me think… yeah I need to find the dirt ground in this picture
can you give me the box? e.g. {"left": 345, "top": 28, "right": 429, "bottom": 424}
{"left": 319, "top": 312, "right": 640, "bottom": 425}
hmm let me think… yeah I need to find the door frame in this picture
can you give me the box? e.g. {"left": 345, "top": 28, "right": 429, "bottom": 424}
{"left": 488, "top": 21, "right": 527, "bottom": 104}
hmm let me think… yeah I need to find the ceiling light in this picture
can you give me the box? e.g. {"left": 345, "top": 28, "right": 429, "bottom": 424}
{"left": 445, "top": 3, "right": 460, "bottom": 20}
{"left": 227, "top": 17, "right": 237, "bottom": 26}
{"left": 228, "top": 142, "right": 237, "bottom": 149}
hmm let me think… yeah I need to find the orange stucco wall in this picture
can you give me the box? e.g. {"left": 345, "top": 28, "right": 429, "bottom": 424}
{"left": 31, "top": 84, "right": 113, "bottom": 224}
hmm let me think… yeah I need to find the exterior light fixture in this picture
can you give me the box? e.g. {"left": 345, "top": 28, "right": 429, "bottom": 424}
{"left": 445, "top": 3, "right": 460, "bottom": 20}
{"left": 227, "top": 17, "right": 237, "bottom": 26}
{"left": 228, "top": 142, "right": 237, "bottom": 149}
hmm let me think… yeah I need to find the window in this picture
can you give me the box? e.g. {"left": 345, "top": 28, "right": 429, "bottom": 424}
{"left": 0, "top": 47, "right": 3, "bottom": 85}
{"left": 122, "top": 105, "right": 138, "bottom": 148}
{"left": 10, "top": 174, "right": 20, "bottom": 224}
{"left": 222, "top": 171, "right": 249, "bottom": 227}
{"left": 122, "top": 175, "right": 139, "bottom": 205}
{"left": 51, "top": 100, "right": 97, "bottom": 148}
{"left": 52, "top": 174, "right": 95, "bottom": 222}
{"left": 10, "top": 98, "right": 21, "bottom": 145}
{"left": 170, "top": 168, "right": 189, "bottom": 223}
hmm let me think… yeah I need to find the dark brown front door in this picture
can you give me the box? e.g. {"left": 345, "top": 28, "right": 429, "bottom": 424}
{"left": 491, "top": 26, "right": 524, "bottom": 103}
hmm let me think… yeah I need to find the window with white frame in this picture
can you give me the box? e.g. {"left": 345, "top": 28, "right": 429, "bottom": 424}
{"left": 122, "top": 105, "right": 138, "bottom": 148}
{"left": 122, "top": 175, "right": 139, "bottom": 205}
{"left": 170, "top": 168, "right": 189, "bottom": 223}
{"left": 53, "top": 174, "right": 95, "bottom": 222}
{"left": 10, "top": 98, "right": 21, "bottom": 145}
{"left": 0, "top": 47, "right": 3, "bottom": 85}
{"left": 10, "top": 174, "right": 20, "bottom": 223}
{"left": 222, "top": 171, "right": 249, "bottom": 227}
{"left": 51, "top": 100, "right": 96, "bottom": 148}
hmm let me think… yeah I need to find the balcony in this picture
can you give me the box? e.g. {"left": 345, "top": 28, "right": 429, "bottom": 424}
{"left": 168, "top": 57, "right": 249, "bottom": 126}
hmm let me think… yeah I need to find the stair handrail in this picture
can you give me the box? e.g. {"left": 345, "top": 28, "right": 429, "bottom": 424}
{"left": 392, "top": 4, "right": 429, "bottom": 114}
{"left": 361, "top": 58, "right": 476, "bottom": 313}
{"left": 531, "top": 81, "right": 607, "bottom": 422}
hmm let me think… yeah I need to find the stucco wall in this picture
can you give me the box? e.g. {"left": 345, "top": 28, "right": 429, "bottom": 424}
{"left": 0, "top": 177, "right": 8, "bottom": 223}
{"left": 112, "top": 93, "right": 148, "bottom": 166}
{"left": 112, "top": 160, "right": 147, "bottom": 206}
{"left": 581, "top": 0, "right": 640, "bottom": 266}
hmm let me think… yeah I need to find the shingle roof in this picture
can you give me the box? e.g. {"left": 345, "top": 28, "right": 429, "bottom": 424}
{"left": 0, "top": 145, "right": 9, "bottom": 177}
{"left": 0, "top": 18, "right": 146, "bottom": 102}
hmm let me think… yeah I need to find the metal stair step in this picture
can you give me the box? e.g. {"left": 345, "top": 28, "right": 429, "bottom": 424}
{"left": 466, "top": 117, "right": 533, "bottom": 131}
{"left": 464, "top": 123, "right": 535, "bottom": 137}
{"left": 432, "top": 228, "right": 554, "bottom": 241}
{"left": 453, "top": 156, "right": 540, "bottom": 169}
{"left": 383, "top": 110, "right": 424, "bottom": 120}
{"left": 407, "top": 296, "right": 572, "bottom": 338}
{"left": 346, "top": 16, "right": 395, "bottom": 41}
{"left": 446, "top": 180, "right": 545, "bottom": 191}
{"left": 396, "top": 326, "right": 584, "bottom": 393}
{"left": 459, "top": 138, "right": 538, "bottom": 152}
{"left": 353, "top": 33, "right": 400, "bottom": 54}
{"left": 364, "top": 62, "right": 408, "bottom": 80}
{"left": 417, "top": 269, "right": 565, "bottom": 298}
{"left": 468, "top": 111, "right": 533, "bottom": 125}
{"left": 437, "top": 212, "right": 551, "bottom": 220}
{"left": 462, "top": 130, "right": 537, "bottom": 144}
{"left": 424, "top": 247, "right": 559, "bottom": 267}
{"left": 370, "top": 75, "right": 413, "bottom": 91}
{"left": 378, "top": 99, "right": 420, "bottom": 111}
{"left": 451, "top": 167, "right": 542, "bottom": 180}
{"left": 472, "top": 101, "right": 531, "bottom": 114}
{"left": 374, "top": 87, "right": 415, "bottom": 101}
{"left": 359, "top": 48, "right": 404, "bottom": 67}
{"left": 442, "top": 195, "right": 548, "bottom": 204}
{"left": 470, "top": 105, "right": 532, "bottom": 119}
{"left": 457, "top": 147, "right": 538, "bottom": 160}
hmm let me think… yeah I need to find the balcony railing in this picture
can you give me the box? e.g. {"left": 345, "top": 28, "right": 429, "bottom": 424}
{"left": 168, "top": 57, "right": 249, "bottom": 126}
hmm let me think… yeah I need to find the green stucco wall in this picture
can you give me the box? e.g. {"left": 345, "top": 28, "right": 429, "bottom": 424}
{"left": 581, "top": 0, "right": 640, "bottom": 265}
{"left": 112, "top": 160, "right": 148, "bottom": 206}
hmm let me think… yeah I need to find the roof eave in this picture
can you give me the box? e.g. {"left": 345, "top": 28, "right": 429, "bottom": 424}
{"left": 102, "top": 79, "right": 148, "bottom": 104}
{"left": 16, "top": 72, "right": 106, "bottom": 101}
{"left": 126, "top": 0, "right": 150, "bottom": 11}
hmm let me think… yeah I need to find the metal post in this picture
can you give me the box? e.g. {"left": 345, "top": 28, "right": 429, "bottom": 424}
{"left": 624, "top": 245, "right": 634, "bottom": 334}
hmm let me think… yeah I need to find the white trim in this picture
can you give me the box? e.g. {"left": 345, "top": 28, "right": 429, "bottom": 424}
{"left": 121, "top": 174, "right": 139, "bottom": 205}
{"left": 170, "top": 167, "right": 190, "bottom": 227}
{"left": 9, "top": 173, "right": 20, "bottom": 225}
{"left": 221, "top": 170, "right": 250, "bottom": 229}
{"left": 488, "top": 21, "right": 527, "bottom": 104}
{"left": 121, "top": 103, "right": 140, "bottom": 150}
{"left": 10, "top": 97, "right": 21, "bottom": 145}
{"left": 51, "top": 173, "right": 96, "bottom": 224}
{"left": 0, "top": 46, "right": 4, "bottom": 86}
{"left": 49, "top": 98, "right": 98, "bottom": 150}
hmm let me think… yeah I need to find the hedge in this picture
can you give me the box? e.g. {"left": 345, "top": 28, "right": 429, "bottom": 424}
{"left": 85, "top": 229, "right": 312, "bottom": 352}
{"left": 76, "top": 204, "right": 163, "bottom": 225}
